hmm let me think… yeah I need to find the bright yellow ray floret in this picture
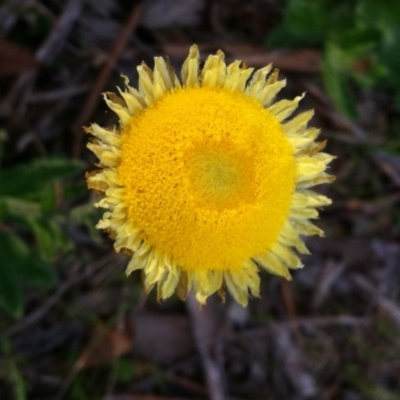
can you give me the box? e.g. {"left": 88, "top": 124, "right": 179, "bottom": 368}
{"left": 86, "top": 45, "right": 334, "bottom": 306}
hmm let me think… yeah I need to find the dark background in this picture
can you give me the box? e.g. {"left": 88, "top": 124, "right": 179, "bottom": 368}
{"left": 1, "top": 0, "right": 400, "bottom": 399}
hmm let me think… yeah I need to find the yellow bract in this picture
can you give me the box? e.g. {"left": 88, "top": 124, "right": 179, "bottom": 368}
{"left": 86, "top": 45, "right": 334, "bottom": 306}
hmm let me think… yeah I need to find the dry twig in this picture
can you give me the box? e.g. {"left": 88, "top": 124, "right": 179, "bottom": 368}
{"left": 3, "top": 0, "right": 83, "bottom": 115}
{"left": 186, "top": 294, "right": 226, "bottom": 400}
{"left": 72, "top": 1, "right": 147, "bottom": 158}
{"left": 353, "top": 275, "right": 400, "bottom": 329}
{"left": 271, "top": 326, "right": 319, "bottom": 399}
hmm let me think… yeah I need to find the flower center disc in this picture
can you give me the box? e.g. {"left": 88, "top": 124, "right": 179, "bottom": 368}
{"left": 119, "top": 87, "right": 296, "bottom": 272}
{"left": 186, "top": 147, "right": 255, "bottom": 208}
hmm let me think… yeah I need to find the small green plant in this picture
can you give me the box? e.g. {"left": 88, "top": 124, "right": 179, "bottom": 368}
{"left": 267, "top": 0, "right": 400, "bottom": 118}
{"left": 0, "top": 152, "right": 85, "bottom": 318}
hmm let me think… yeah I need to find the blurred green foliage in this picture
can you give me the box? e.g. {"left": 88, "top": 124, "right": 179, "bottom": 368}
{"left": 0, "top": 154, "right": 85, "bottom": 318}
{"left": 268, "top": 0, "right": 400, "bottom": 118}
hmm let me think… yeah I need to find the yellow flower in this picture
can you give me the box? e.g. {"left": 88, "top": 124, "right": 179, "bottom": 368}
{"left": 86, "top": 45, "right": 334, "bottom": 306}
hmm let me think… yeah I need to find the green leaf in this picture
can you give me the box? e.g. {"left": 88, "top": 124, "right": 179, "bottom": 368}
{"left": 321, "top": 66, "right": 357, "bottom": 120}
{"left": 356, "top": 0, "right": 400, "bottom": 32}
{"left": 0, "top": 232, "right": 29, "bottom": 317}
{"left": 285, "top": 0, "right": 330, "bottom": 39}
{"left": 117, "top": 358, "right": 135, "bottom": 383}
{"left": 26, "top": 217, "right": 56, "bottom": 259}
{"left": 356, "top": 0, "right": 400, "bottom": 88}
{"left": 333, "top": 28, "right": 378, "bottom": 55}
{"left": 0, "top": 230, "right": 57, "bottom": 317}
{"left": 267, "top": 0, "right": 400, "bottom": 117}
{"left": 40, "top": 186, "right": 57, "bottom": 214}
{"left": 0, "top": 197, "right": 41, "bottom": 219}
{"left": 267, "top": 0, "right": 330, "bottom": 48}
{"left": 19, "top": 253, "right": 57, "bottom": 288}
{"left": 26, "top": 217, "right": 69, "bottom": 260}
{"left": 393, "top": 91, "right": 400, "bottom": 112}
{"left": 0, "top": 129, "right": 5, "bottom": 165}
{"left": 0, "top": 157, "right": 85, "bottom": 198}
{"left": 267, "top": 24, "right": 312, "bottom": 48}
{"left": 0, "top": 200, "right": 7, "bottom": 222}
{"left": 322, "top": 41, "right": 358, "bottom": 119}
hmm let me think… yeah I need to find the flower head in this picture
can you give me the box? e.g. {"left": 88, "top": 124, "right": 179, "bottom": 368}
{"left": 86, "top": 45, "right": 334, "bottom": 306}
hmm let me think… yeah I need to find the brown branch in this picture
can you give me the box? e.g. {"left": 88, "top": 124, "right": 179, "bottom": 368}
{"left": 353, "top": 275, "right": 400, "bottom": 329}
{"left": 186, "top": 294, "right": 225, "bottom": 400}
{"left": 271, "top": 326, "right": 319, "bottom": 398}
{"left": 4, "top": 0, "right": 82, "bottom": 113}
{"left": 71, "top": 1, "right": 147, "bottom": 159}
{"left": 36, "top": 0, "right": 83, "bottom": 65}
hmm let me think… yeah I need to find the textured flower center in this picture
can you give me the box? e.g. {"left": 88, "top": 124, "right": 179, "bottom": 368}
{"left": 118, "top": 87, "right": 296, "bottom": 272}
{"left": 192, "top": 151, "right": 239, "bottom": 199}
{"left": 185, "top": 145, "right": 255, "bottom": 209}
